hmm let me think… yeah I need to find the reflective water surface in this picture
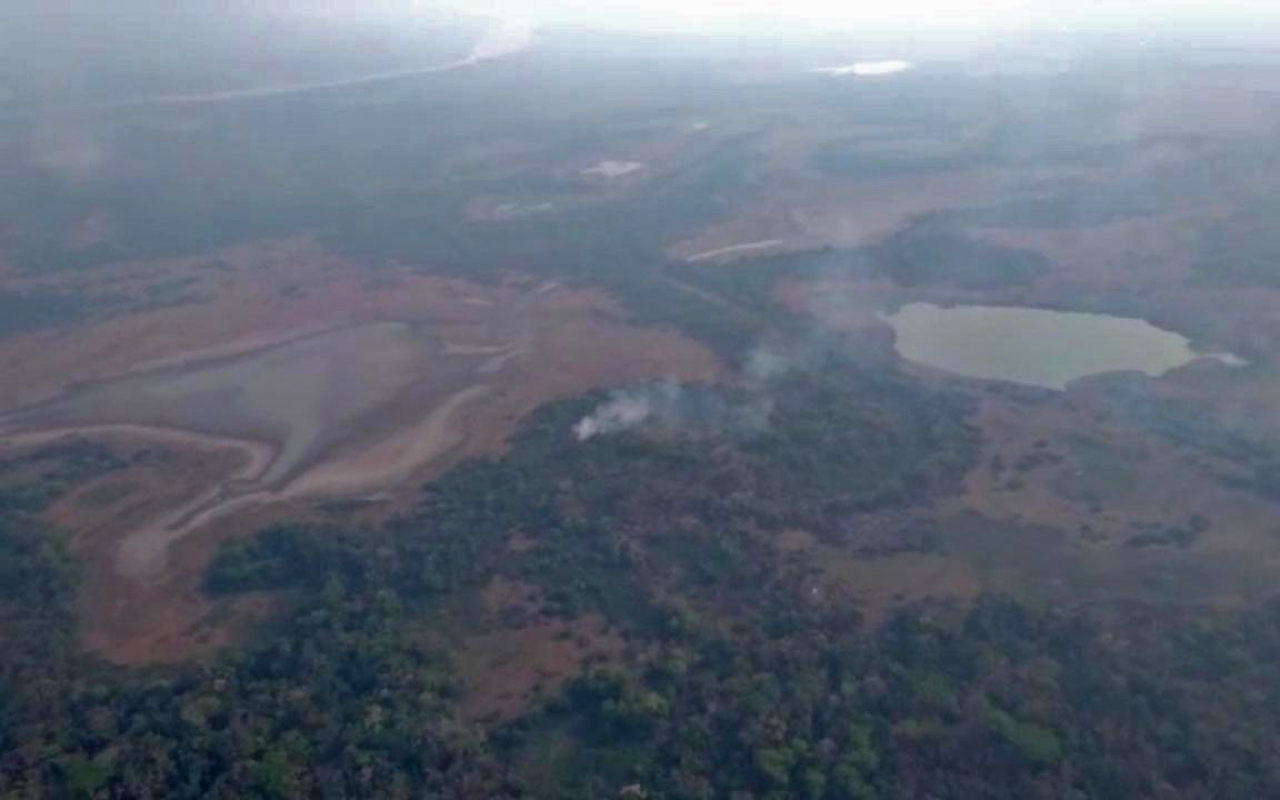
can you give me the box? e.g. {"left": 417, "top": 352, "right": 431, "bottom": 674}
{"left": 886, "top": 302, "right": 1241, "bottom": 390}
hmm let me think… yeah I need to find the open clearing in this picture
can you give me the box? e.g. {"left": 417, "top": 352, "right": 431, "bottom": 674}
{"left": 769, "top": 200, "right": 1280, "bottom": 614}
{"left": 446, "top": 577, "right": 625, "bottom": 724}
{"left": 0, "top": 239, "right": 723, "bottom": 662}
{"left": 12, "top": 57, "right": 1280, "bottom": 668}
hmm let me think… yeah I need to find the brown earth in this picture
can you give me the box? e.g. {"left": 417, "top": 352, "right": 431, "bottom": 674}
{"left": 1, "top": 238, "right": 724, "bottom": 665}
{"left": 773, "top": 218, "right": 1280, "bottom": 612}
{"left": 77, "top": 499, "right": 301, "bottom": 665}
{"left": 447, "top": 577, "right": 625, "bottom": 724}
{"left": 20, "top": 61, "right": 1280, "bottom": 666}
{"left": 23, "top": 433, "right": 287, "bottom": 664}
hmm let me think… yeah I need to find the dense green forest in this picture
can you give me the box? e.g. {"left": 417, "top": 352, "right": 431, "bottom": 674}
{"left": 7, "top": 363, "right": 1280, "bottom": 798}
{"left": 9, "top": 36, "right": 1280, "bottom": 800}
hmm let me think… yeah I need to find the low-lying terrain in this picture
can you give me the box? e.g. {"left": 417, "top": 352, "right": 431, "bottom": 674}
{"left": 8, "top": 16, "right": 1280, "bottom": 798}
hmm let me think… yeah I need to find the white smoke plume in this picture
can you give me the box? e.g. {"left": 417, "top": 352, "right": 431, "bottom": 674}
{"left": 573, "top": 378, "right": 772, "bottom": 441}
{"left": 571, "top": 246, "right": 899, "bottom": 443}
{"left": 574, "top": 382, "right": 676, "bottom": 440}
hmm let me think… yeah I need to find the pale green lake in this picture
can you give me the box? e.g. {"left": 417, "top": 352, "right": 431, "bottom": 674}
{"left": 886, "top": 303, "right": 1243, "bottom": 390}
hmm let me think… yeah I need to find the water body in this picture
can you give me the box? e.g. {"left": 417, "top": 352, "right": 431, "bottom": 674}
{"left": 887, "top": 303, "right": 1241, "bottom": 390}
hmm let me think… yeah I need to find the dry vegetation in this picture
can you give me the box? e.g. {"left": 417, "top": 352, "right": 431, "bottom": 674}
{"left": 448, "top": 578, "right": 625, "bottom": 724}
{"left": 9, "top": 55, "right": 1280, "bottom": 675}
{"left": 0, "top": 238, "right": 725, "bottom": 664}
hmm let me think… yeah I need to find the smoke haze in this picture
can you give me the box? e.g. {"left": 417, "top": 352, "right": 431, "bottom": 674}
{"left": 573, "top": 379, "right": 775, "bottom": 441}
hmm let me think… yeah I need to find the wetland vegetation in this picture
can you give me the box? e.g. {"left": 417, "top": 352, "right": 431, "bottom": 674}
{"left": 10, "top": 378, "right": 1280, "bottom": 798}
{"left": 5, "top": 7, "right": 1280, "bottom": 800}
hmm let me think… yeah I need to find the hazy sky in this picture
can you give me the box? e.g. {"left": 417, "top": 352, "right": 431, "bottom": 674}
{"left": 11, "top": 1, "right": 1280, "bottom": 33}
{"left": 413, "top": 0, "right": 1280, "bottom": 30}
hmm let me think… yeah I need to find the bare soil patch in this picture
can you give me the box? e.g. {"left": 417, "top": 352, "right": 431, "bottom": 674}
{"left": 9, "top": 433, "right": 285, "bottom": 664}
{"left": 0, "top": 239, "right": 724, "bottom": 664}
{"left": 449, "top": 578, "right": 625, "bottom": 724}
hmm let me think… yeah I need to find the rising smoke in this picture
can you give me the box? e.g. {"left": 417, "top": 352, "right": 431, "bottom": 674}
{"left": 574, "top": 380, "right": 680, "bottom": 440}
{"left": 571, "top": 338, "right": 819, "bottom": 442}
{"left": 571, "top": 245, "right": 892, "bottom": 442}
{"left": 572, "top": 377, "right": 774, "bottom": 441}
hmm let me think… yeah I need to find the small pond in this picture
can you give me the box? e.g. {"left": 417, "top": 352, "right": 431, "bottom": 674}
{"left": 886, "top": 302, "right": 1242, "bottom": 390}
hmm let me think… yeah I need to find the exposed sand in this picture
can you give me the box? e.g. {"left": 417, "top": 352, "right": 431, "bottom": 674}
{"left": 19, "top": 383, "right": 497, "bottom": 579}
{"left": 0, "top": 253, "right": 725, "bottom": 661}
{"left": 285, "top": 384, "right": 491, "bottom": 498}
{"left": 0, "top": 425, "right": 276, "bottom": 579}
{"left": 0, "top": 321, "right": 485, "bottom": 577}
{"left": 6, "top": 308, "right": 723, "bottom": 582}
{"left": 9, "top": 322, "right": 428, "bottom": 488}
{"left": 115, "top": 475, "right": 264, "bottom": 579}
